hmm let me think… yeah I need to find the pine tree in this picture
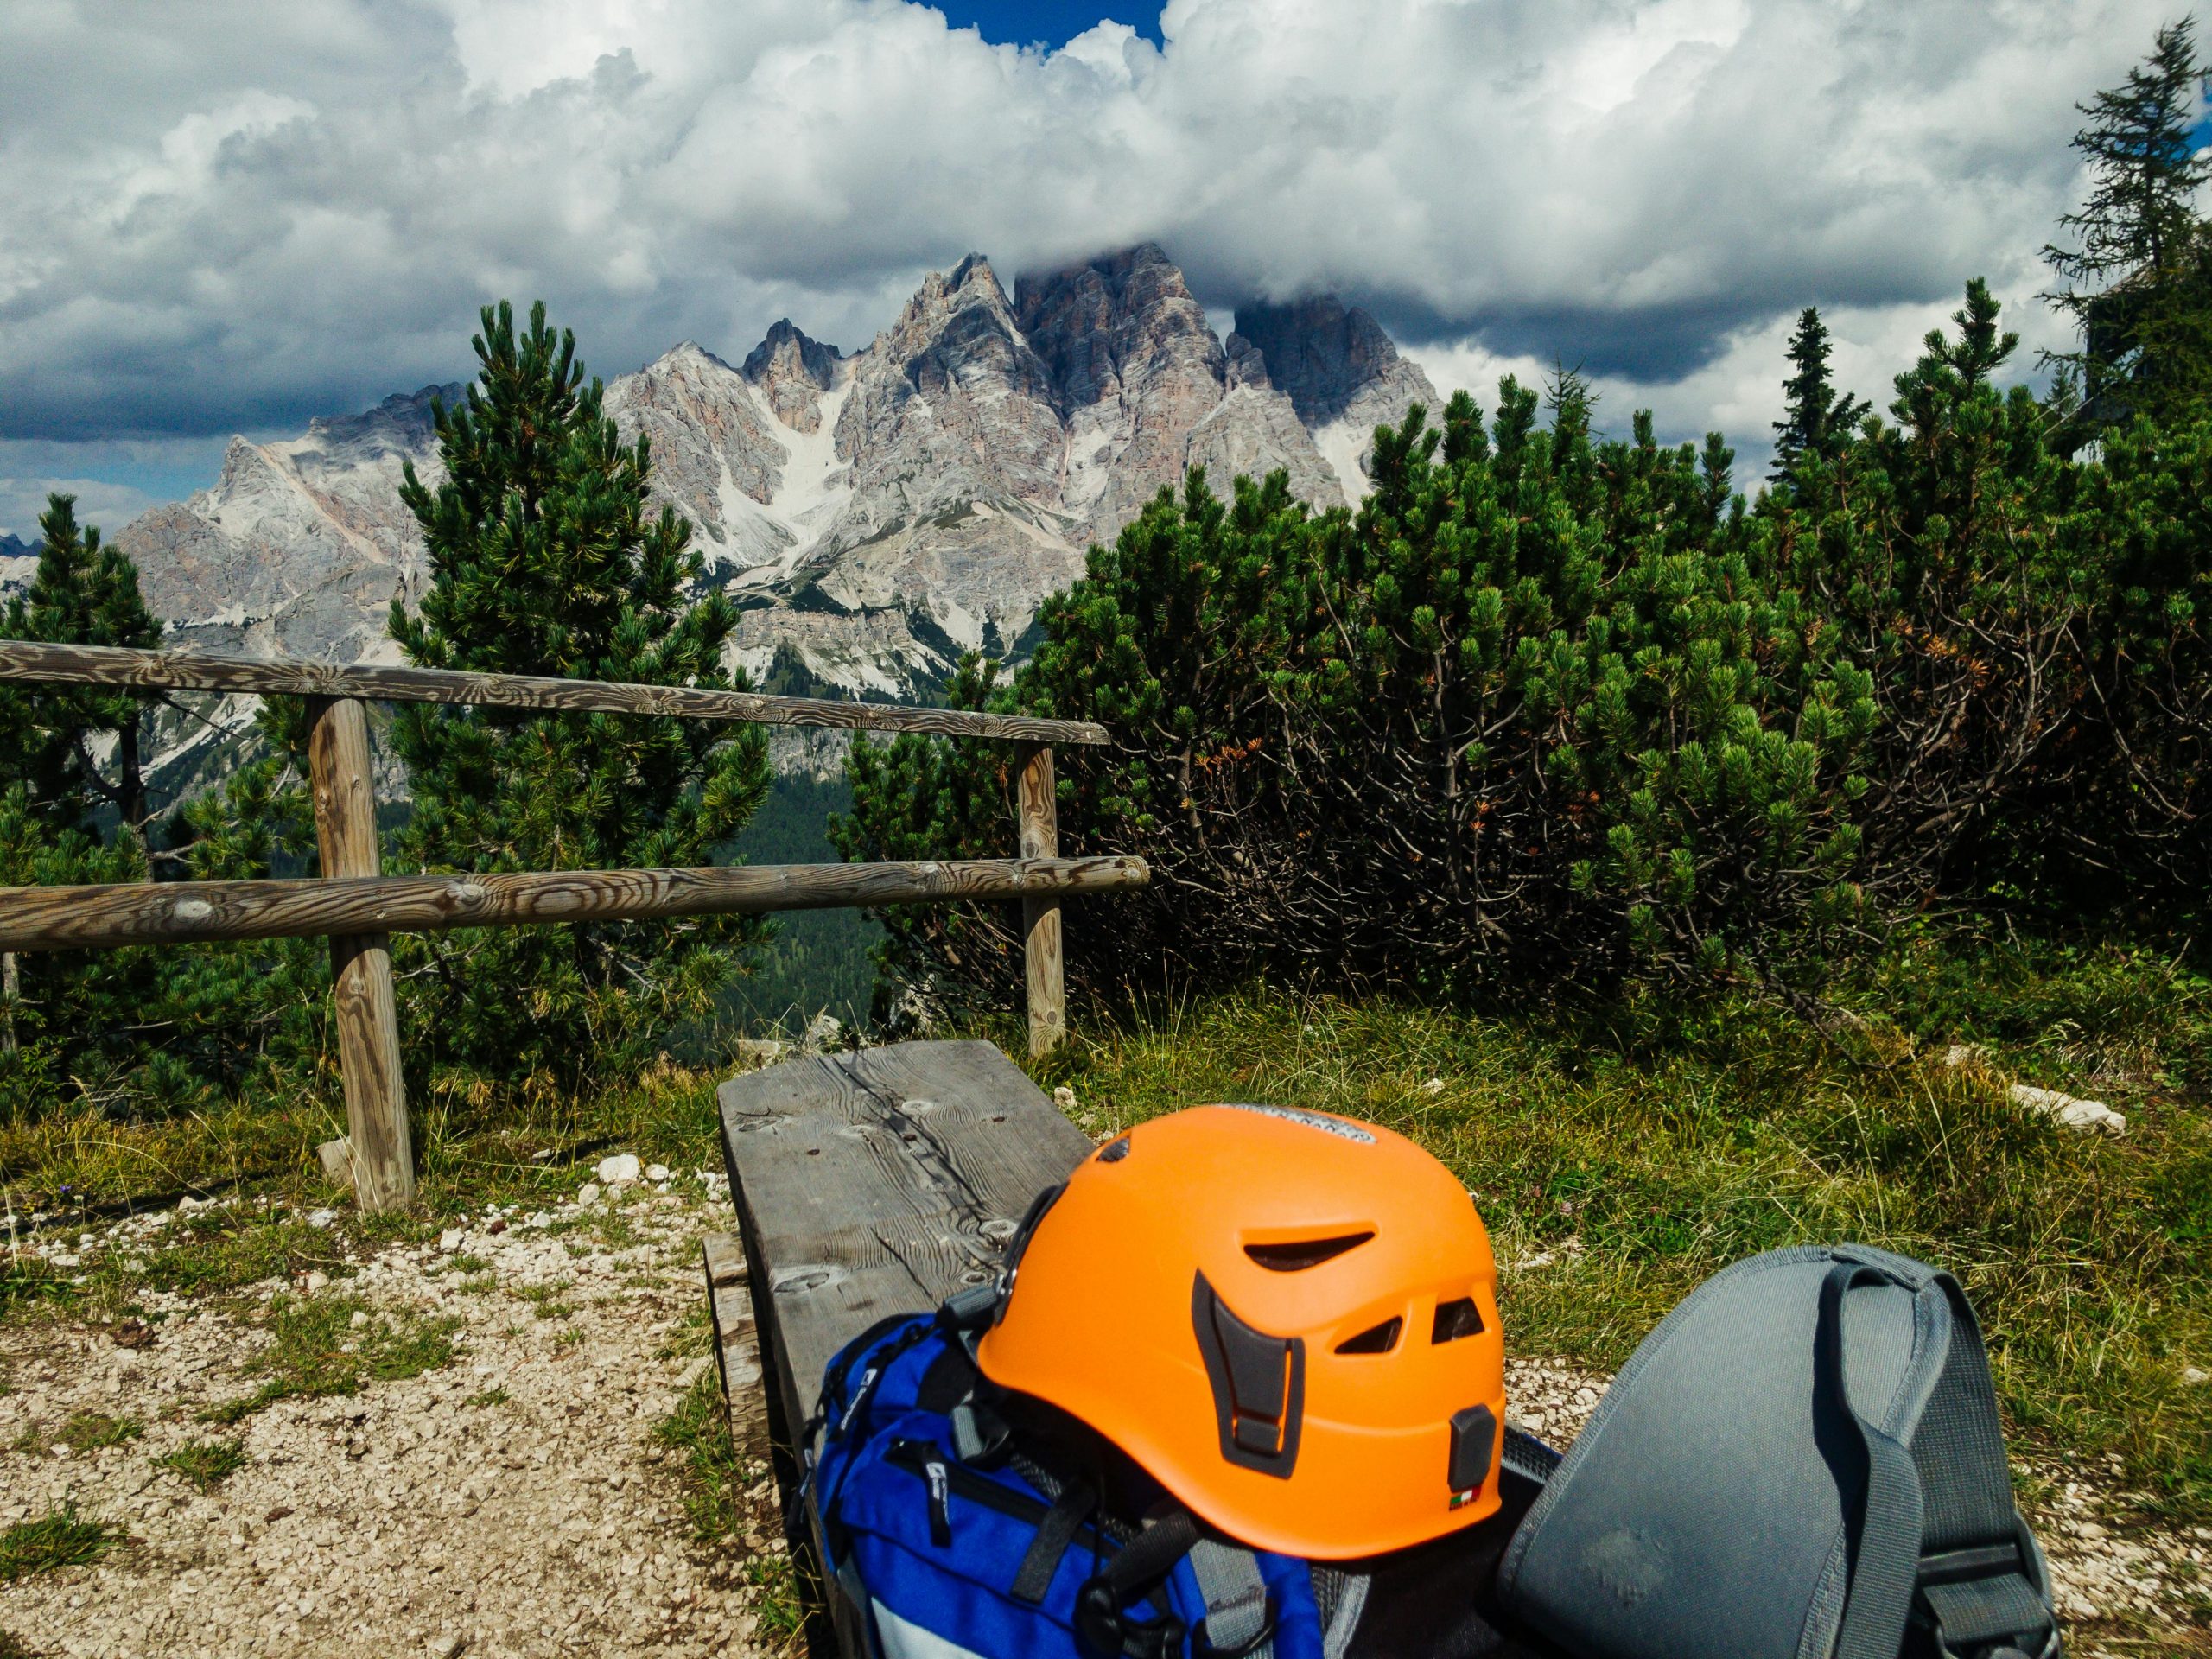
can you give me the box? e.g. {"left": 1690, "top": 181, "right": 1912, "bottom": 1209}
{"left": 2043, "top": 18, "right": 2212, "bottom": 435}
{"left": 391, "top": 301, "right": 771, "bottom": 1085}
{"left": 1770, "top": 308, "right": 1870, "bottom": 484}
{"left": 0, "top": 493, "right": 163, "bottom": 832}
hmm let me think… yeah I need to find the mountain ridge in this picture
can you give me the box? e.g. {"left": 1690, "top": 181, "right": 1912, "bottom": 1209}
{"left": 24, "top": 244, "right": 1439, "bottom": 781}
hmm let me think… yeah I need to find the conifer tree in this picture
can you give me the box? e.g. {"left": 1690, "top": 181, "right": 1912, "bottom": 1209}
{"left": 391, "top": 301, "right": 770, "bottom": 1085}
{"left": 1770, "top": 308, "right": 1870, "bottom": 484}
{"left": 0, "top": 493, "right": 163, "bottom": 832}
{"left": 2043, "top": 18, "right": 2212, "bottom": 435}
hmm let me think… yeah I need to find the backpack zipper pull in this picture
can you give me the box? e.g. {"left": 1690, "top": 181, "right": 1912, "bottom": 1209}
{"left": 925, "top": 1459, "right": 953, "bottom": 1547}
{"left": 838, "top": 1366, "right": 880, "bottom": 1434}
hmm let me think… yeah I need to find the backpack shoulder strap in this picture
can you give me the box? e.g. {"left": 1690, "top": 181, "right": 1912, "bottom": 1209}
{"left": 1821, "top": 1259, "right": 1929, "bottom": 1659}
{"left": 1827, "top": 1251, "right": 2062, "bottom": 1659}
{"left": 1907, "top": 1274, "right": 2061, "bottom": 1659}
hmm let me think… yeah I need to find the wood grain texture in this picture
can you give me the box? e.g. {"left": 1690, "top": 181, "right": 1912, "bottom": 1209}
{"left": 0, "top": 640, "right": 1109, "bottom": 745}
{"left": 1015, "top": 742, "right": 1066, "bottom": 1058}
{"left": 717, "top": 1039, "right": 1090, "bottom": 1451}
{"left": 702, "top": 1232, "right": 769, "bottom": 1459}
{"left": 307, "top": 696, "right": 413, "bottom": 1212}
{"left": 0, "top": 855, "right": 1150, "bottom": 953}
{"left": 717, "top": 1040, "right": 1090, "bottom": 1659}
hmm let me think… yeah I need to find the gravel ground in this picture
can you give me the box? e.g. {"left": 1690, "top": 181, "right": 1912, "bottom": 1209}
{"left": 2, "top": 1180, "right": 2203, "bottom": 1656}
{"left": 0, "top": 1171, "right": 784, "bottom": 1659}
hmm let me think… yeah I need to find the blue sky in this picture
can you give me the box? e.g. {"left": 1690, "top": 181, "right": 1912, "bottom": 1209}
{"left": 937, "top": 1, "right": 1164, "bottom": 48}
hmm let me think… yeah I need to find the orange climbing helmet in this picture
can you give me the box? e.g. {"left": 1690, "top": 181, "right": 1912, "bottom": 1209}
{"left": 976, "top": 1103, "right": 1507, "bottom": 1560}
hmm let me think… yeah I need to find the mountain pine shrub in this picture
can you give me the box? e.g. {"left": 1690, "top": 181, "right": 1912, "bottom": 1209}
{"left": 840, "top": 279, "right": 2212, "bottom": 1014}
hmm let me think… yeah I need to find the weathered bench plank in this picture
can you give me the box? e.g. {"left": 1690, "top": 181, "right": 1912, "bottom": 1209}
{"left": 701, "top": 1231, "right": 769, "bottom": 1458}
{"left": 719, "top": 1039, "right": 1091, "bottom": 1426}
{"left": 716, "top": 1039, "right": 1094, "bottom": 1656}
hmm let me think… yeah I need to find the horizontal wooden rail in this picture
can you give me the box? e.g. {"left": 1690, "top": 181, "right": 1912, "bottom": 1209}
{"left": 0, "top": 641, "right": 1110, "bottom": 746}
{"left": 0, "top": 855, "right": 1149, "bottom": 954}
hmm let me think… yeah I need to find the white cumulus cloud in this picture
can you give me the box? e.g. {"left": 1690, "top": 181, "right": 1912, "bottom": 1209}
{"left": 0, "top": 0, "right": 2181, "bottom": 495}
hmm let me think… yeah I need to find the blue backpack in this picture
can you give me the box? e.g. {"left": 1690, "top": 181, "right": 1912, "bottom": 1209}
{"left": 804, "top": 1297, "right": 1356, "bottom": 1659}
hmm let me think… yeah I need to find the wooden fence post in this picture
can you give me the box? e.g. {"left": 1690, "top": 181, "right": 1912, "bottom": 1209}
{"left": 1014, "top": 742, "right": 1065, "bottom": 1058}
{"left": 305, "top": 696, "right": 414, "bottom": 1212}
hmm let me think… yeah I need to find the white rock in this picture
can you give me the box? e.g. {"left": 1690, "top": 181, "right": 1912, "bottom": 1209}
{"left": 734, "top": 1037, "right": 789, "bottom": 1068}
{"left": 802, "top": 1012, "right": 844, "bottom": 1052}
{"left": 1052, "top": 1085, "right": 1078, "bottom": 1114}
{"left": 645, "top": 1163, "right": 671, "bottom": 1183}
{"left": 305, "top": 1208, "right": 337, "bottom": 1230}
{"left": 1421, "top": 1077, "right": 1446, "bottom": 1096}
{"left": 2183, "top": 1365, "right": 2209, "bottom": 1386}
{"left": 349, "top": 1310, "right": 369, "bottom": 1329}
{"left": 438, "top": 1228, "right": 466, "bottom": 1252}
{"left": 302, "top": 1271, "right": 330, "bottom": 1292}
{"left": 575, "top": 1183, "right": 601, "bottom": 1206}
{"left": 2010, "top": 1084, "right": 2126, "bottom": 1135}
{"left": 594, "top": 1154, "right": 642, "bottom": 1186}
{"left": 1942, "top": 1043, "right": 1986, "bottom": 1067}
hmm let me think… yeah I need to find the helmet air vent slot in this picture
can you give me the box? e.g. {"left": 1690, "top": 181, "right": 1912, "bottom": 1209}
{"left": 1333, "top": 1316, "right": 1403, "bottom": 1356}
{"left": 1431, "top": 1297, "right": 1485, "bottom": 1344}
{"left": 1243, "top": 1231, "right": 1375, "bottom": 1272}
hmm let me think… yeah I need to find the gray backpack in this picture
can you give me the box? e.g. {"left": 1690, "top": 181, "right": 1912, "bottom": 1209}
{"left": 1497, "top": 1245, "right": 2060, "bottom": 1659}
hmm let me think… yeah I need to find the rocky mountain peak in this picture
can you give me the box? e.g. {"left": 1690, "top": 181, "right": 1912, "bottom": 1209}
{"left": 741, "top": 321, "right": 843, "bottom": 434}
{"left": 99, "top": 242, "right": 1446, "bottom": 790}
{"left": 1013, "top": 242, "right": 1222, "bottom": 414}
{"left": 1231, "top": 297, "right": 1425, "bottom": 429}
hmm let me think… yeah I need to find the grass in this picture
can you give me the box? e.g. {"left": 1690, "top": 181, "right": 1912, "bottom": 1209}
{"left": 653, "top": 1363, "right": 751, "bottom": 1544}
{"left": 154, "top": 1438, "right": 246, "bottom": 1491}
{"left": 513, "top": 1281, "right": 579, "bottom": 1321}
{"left": 55, "top": 1411, "right": 143, "bottom": 1452}
{"left": 198, "top": 1292, "right": 459, "bottom": 1425}
{"left": 0, "top": 1507, "right": 120, "bottom": 1583}
{"left": 1035, "top": 931, "right": 2212, "bottom": 1520}
{"left": 3, "top": 926, "right": 2204, "bottom": 1532}
{"left": 461, "top": 1385, "right": 510, "bottom": 1408}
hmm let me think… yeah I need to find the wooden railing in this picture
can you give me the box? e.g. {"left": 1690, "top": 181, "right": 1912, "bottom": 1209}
{"left": 0, "top": 641, "right": 1147, "bottom": 1211}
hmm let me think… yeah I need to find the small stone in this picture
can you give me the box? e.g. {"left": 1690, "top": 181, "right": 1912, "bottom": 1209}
{"left": 2010, "top": 1084, "right": 2126, "bottom": 1135}
{"left": 429, "top": 1636, "right": 466, "bottom": 1659}
{"left": 438, "top": 1228, "right": 466, "bottom": 1252}
{"left": 1052, "top": 1085, "right": 1078, "bottom": 1114}
{"left": 305, "top": 1208, "right": 337, "bottom": 1230}
{"left": 349, "top": 1311, "right": 370, "bottom": 1330}
{"left": 2183, "top": 1365, "right": 2209, "bottom": 1385}
{"left": 576, "top": 1183, "right": 601, "bottom": 1206}
{"left": 1421, "top": 1077, "right": 1446, "bottom": 1096}
{"left": 486, "top": 1217, "right": 507, "bottom": 1235}
{"left": 645, "top": 1163, "right": 671, "bottom": 1183}
{"left": 303, "top": 1270, "right": 330, "bottom": 1292}
{"left": 594, "top": 1154, "right": 641, "bottom": 1186}
{"left": 735, "top": 1037, "right": 789, "bottom": 1068}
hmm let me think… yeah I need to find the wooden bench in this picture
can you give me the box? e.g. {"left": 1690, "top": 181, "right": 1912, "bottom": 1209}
{"left": 704, "top": 1039, "right": 1094, "bottom": 1657}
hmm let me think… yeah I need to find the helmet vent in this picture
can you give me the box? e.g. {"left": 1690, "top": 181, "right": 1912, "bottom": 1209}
{"left": 1432, "top": 1297, "right": 1485, "bottom": 1344}
{"left": 1333, "top": 1316, "right": 1402, "bottom": 1356}
{"left": 1243, "top": 1231, "right": 1375, "bottom": 1272}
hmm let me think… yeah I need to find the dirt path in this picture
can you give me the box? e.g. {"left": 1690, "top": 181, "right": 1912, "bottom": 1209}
{"left": 0, "top": 1172, "right": 785, "bottom": 1659}
{"left": 3, "top": 1180, "right": 2203, "bottom": 1656}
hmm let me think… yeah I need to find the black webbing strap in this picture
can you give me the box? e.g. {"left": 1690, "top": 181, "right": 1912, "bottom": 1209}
{"left": 1078, "top": 1511, "right": 1201, "bottom": 1659}
{"left": 1105, "top": 1510, "right": 1203, "bottom": 1594}
{"left": 1011, "top": 1477, "right": 1097, "bottom": 1605}
{"left": 1821, "top": 1262, "right": 1928, "bottom": 1659}
{"left": 1909, "top": 1274, "right": 2060, "bottom": 1657}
